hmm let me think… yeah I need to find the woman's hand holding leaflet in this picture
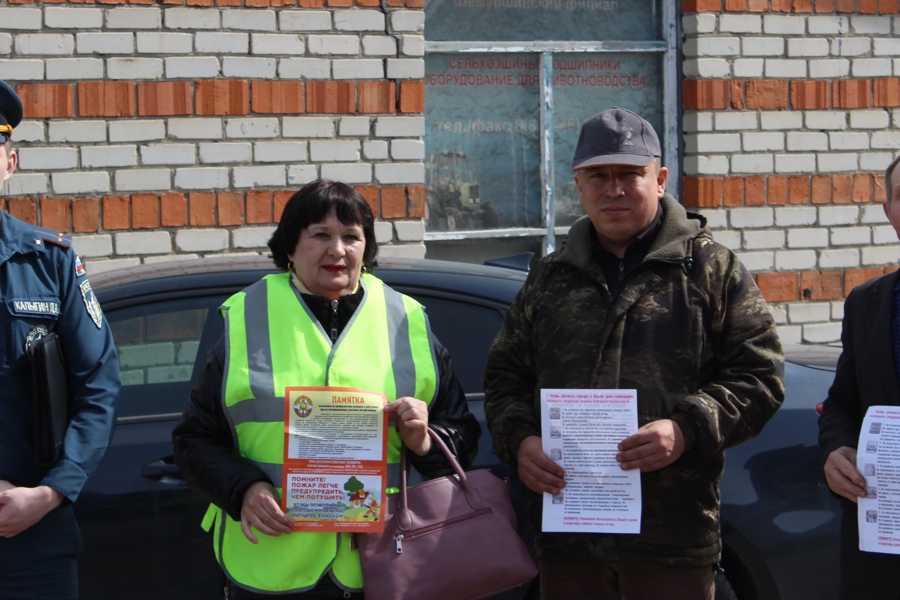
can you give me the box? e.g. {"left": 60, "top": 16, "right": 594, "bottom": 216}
{"left": 384, "top": 397, "right": 432, "bottom": 456}
{"left": 240, "top": 481, "right": 294, "bottom": 543}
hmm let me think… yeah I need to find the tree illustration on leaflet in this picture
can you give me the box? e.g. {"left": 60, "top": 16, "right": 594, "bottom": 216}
{"left": 344, "top": 476, "right": 365, "bottom": 502}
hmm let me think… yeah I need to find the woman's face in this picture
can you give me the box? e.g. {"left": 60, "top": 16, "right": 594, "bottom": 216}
{"left": 289, "top": 207, "right": 366, "bottom": 299}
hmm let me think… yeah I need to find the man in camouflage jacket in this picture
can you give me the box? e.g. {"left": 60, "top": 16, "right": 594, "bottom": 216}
{"left": 484, "top": 108, "right": 784, "bottom": 599}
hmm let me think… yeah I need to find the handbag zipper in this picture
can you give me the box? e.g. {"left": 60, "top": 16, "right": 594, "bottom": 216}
{"left": 394, "top": 507, "right": 492, "bottom": 554}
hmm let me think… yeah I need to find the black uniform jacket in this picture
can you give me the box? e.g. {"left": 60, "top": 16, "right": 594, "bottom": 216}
{"left": 819, "top": 270, "right": 900, "bottom": 508}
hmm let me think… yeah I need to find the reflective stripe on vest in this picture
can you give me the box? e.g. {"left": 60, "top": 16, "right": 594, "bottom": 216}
{"left": 211, "top": 272, "right": 438, "bottom": 594}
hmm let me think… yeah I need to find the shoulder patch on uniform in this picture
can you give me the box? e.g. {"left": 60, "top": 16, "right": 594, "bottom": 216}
{"left": 75, "top": 256, "right": 86, "bottom": 278}
{"left": 25, "top": 325, "right": 50, "bottom": 354}
{"left": 80, "top": 279, "right": 103, "bottom": 329}
{"left": 34, "top": 227, "right": 72, "bottom": 249}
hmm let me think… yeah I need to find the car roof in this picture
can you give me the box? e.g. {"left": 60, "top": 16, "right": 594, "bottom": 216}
{"left": 90, "top": 254, "right": 528, "bottom": 308}
{"left": 783, "top": 342, "right": 841, "bottom": 370}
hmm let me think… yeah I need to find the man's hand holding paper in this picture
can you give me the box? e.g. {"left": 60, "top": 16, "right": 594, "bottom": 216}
{"left": 616, "top": 419, "right": 685, "bottom": 473}
{"left": 825, "top": 446, "right": 866, "bottom": 503}
{"left": 518, "top": 435, "right": 566, "bottom": 496}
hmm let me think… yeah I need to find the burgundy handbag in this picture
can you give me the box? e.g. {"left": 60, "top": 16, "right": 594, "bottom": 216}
{"left": 357, "top": 428, "right": 538, "bottom": 600}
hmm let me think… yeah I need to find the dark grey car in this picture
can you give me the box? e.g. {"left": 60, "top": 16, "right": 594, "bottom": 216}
{"left": 76, "top": 256, "right": 842, "bottom": 600}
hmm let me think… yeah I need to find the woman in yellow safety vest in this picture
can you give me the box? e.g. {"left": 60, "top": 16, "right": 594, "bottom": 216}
{"left": 172, "top": 180, "right": 481, "bottom": 599}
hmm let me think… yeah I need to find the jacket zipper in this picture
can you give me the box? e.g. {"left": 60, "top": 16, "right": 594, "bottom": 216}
{"left": 394, "top": 507, "right": 492, "bottom": 553}
{"left": 606, "top": 260, "right": 626, "bottom": 309}
{"left": 330, "top": 299, "right": 338, "bottom": 343}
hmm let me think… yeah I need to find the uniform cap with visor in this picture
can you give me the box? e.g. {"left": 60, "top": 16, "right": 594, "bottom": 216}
{"left": 571, "top": 106, "right": 660, "bottom": 171}
{"left": 0, "top": 80, "right": 23, "bottom": 145}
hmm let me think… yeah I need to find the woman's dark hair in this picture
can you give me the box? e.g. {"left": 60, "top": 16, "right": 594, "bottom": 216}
{"left": 268, "top": 179, "right": 378, "bottom": 272}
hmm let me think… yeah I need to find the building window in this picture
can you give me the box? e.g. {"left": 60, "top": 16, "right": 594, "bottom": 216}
{"left": 423, "top": 0, "right": 677, "bottom": 260}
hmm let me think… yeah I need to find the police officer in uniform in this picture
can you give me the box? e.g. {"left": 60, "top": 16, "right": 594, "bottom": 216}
{"left": 0, "top": 80, "right": 120, "bottom": 598}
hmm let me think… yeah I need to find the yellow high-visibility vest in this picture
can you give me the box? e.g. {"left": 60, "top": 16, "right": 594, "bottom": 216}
{"left": 203, "top": 272, "right": 438, "bottom": 594}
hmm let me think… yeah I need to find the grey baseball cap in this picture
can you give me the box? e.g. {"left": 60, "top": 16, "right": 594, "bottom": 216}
{"left": 571, "top": 107, "right": 660, "bottom": 171}
{"left": 0, "top": 80, "right": 23, "bottom": 134}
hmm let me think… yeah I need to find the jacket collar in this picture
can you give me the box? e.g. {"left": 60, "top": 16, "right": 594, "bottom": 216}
{"left": 555, "top": 194, "right": 707, "bottom": 274}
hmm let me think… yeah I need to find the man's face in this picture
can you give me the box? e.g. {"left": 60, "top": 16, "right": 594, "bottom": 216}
{"left": 0, "top": 142, "right": 16, "bottom": 187}
{"left": 883, "top": 166, "right": 900, "bottom": 240}
{"left": 574, "top": 161, "right": 668, "bottom": 258}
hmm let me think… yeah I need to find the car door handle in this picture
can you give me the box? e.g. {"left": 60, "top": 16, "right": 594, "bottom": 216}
{"left": 142, "top": 456, "right": 184, "bottom": 482}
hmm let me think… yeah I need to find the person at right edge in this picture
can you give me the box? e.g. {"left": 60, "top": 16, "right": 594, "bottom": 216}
{"left": 484, "top": 106, "right": 785, "bottom": 600}
{"left": 819, "top": 153, "right": 900, "bottom": 598}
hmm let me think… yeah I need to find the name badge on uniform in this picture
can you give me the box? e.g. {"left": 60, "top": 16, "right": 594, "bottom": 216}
{"left": 80, "top": 280, "right": 103, "bottom": 329}
{"left": 12, "top": 299, "right": 61, "bottom": 317}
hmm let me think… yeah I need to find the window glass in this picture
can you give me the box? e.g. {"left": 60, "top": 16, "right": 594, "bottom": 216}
{"left": 107, "top": 290, "right": 508, "bottom": 415}
{"left": 108, "top": 296, "right": 224, "bottom": 418}
{"left": 425, "top": 54, "right": 541, "bottom": 231}
{"left": 552, "top": 52, "right": 664, "bottom": 227}
{"left": 425, "top": 52, "right": 665, "bottom": 233}
{"left": 409, "top": 295, "right": 506, "bottom": 394}
{"left": 425, "top": 0, "right": 661, "bottom": 42}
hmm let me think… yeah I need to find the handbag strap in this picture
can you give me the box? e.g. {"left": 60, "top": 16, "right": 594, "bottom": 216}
{"left": 399, "top": 428, "right": 472, "bottom": 511}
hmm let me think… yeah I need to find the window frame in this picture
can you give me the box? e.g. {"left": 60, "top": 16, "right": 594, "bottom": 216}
{"left": 423, "top": 0, "right": 680, "bottom": 256}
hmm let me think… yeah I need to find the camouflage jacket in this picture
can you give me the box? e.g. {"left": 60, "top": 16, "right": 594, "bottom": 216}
{"left": 484, "top": 195, "right": 785, "bottom": 566}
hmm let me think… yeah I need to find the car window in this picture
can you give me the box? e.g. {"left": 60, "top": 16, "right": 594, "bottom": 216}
{"left": 106, "top": 288, "right": 507, "bottom": 417}
{"left": 408, "top": 294, "right": 506, "bottom": 395}
{"left": 108, "top": 296, "right": 224, "bottom": 418}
